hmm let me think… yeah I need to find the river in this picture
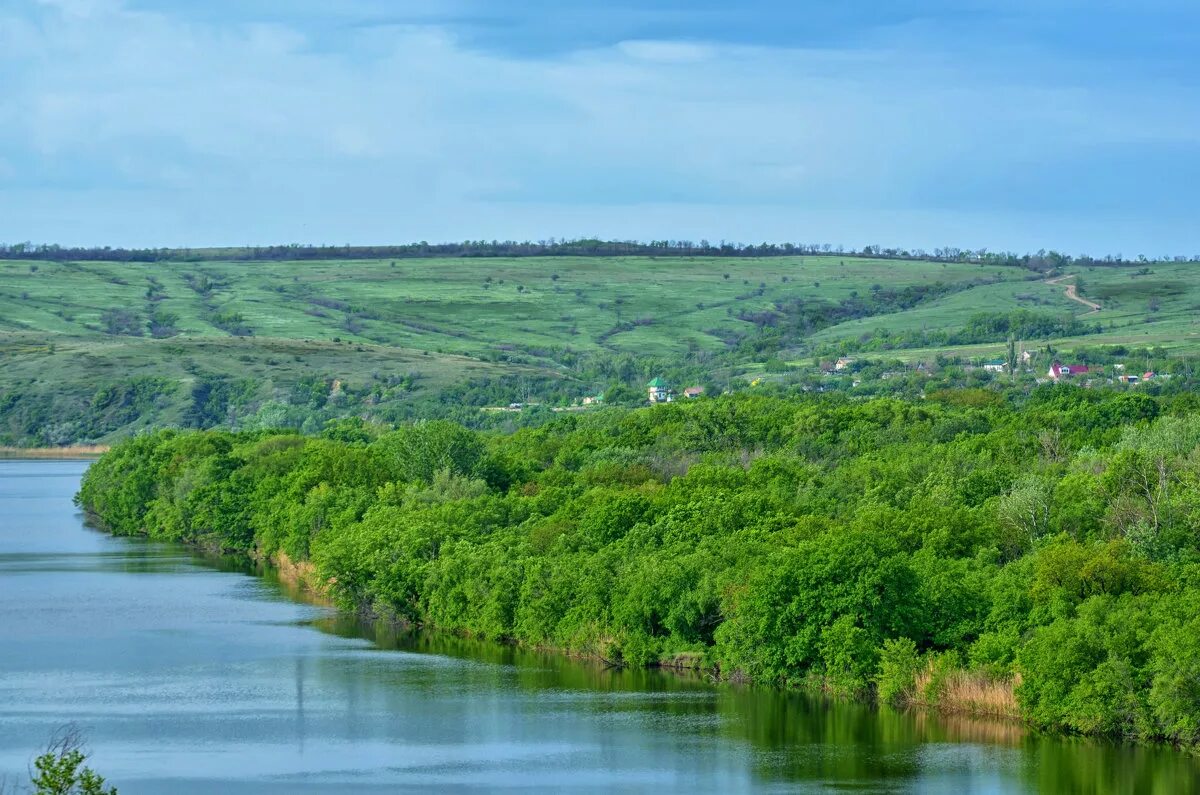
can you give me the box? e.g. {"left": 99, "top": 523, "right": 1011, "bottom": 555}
{"left": 0, "top": 459, "right": 1196, "bottom": 793}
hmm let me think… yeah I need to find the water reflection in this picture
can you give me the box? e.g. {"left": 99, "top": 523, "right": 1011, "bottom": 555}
{"left": 308, "top": 609, "right": 1200, "bottom": 794}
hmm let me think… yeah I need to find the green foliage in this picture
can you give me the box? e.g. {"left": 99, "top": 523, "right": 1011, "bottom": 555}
{"left": 955, "top": 309, "right": 1097, "bottom": 344}
{"left": 76, "top": 390, "right": 1200, "bottom": 746}
{"left": 715, "top": 529, "right": 918, "bottom": 690}
{"left": 875, "top": 637, "right": 922, "bottom": 705}
{"left": 29, "top": 729, "right": 117, "bottom": 795}
{"left": 375, "top": 421, "right": 487, "bottom": 484}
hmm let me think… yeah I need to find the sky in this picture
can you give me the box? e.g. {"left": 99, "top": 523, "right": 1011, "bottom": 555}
{"left": 1, "top": 0, "right": 1198, "bottom": 254}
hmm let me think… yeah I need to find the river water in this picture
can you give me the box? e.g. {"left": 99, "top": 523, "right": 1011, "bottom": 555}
{"left": 0, "top": 459, "right": 1196, "bottom": 793}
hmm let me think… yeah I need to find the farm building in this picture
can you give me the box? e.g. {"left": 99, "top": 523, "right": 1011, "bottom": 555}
{"left": 983, "top": 359, "right": 1007, "bottom": 373}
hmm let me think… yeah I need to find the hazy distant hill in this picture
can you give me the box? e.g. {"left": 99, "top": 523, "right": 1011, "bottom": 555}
{"left": 1, "top": 254, "right": 1195, "bottom": 444}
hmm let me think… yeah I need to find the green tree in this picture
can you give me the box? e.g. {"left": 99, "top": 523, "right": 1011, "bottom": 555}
{"left": 997, "top": 474, "right": 1052, "bottom": 552}
{"left": 29, "top": 727, "right": 117, "bottom": 795}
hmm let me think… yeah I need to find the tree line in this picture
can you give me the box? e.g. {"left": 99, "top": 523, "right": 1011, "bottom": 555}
{"left": 3, "top": 240, "right": 1195, "bottom": 271}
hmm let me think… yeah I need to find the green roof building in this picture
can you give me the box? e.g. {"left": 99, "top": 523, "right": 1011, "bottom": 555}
{"left": 647, "top": 377, "right": 671, "bottom": 403}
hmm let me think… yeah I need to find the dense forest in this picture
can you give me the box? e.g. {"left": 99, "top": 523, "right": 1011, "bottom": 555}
{"left": 78, "top": 387, "right": 1200, "bottom": 748}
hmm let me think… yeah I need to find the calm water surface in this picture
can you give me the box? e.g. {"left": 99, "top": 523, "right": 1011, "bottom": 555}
{"left": 0, "top": 459, "right": 1196, "bottom": 793}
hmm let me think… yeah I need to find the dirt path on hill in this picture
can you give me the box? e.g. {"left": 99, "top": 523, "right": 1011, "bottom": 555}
{"left": 1045, "top": 274, "right": 1102, "bottom": 313}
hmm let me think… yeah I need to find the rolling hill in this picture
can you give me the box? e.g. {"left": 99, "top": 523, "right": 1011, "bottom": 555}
{"left": 1, "top": 254, "right": 1196, "bottom": 444}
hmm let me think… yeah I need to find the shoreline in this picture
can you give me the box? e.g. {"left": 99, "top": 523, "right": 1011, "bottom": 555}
{"left": 99, "top": 510, "right": 1180, "bottom": 754}
{"left": 73, "top": 509, "right": 1200, "bottom": 765}
{"left": 210, "top": 537, "right": 1027, "bottom": 726}
{"left": 77, "top": 503, "right": 1086, "bottom": 749}
{"left": 0, "top": 445, "right": 109, "bottom": 459}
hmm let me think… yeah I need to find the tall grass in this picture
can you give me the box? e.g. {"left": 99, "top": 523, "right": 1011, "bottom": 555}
{"left": 910, "top": 664, "right": 1021, "bottom": 719}
{"left": 0, "top": 445, "right": 109, "bottom": 458}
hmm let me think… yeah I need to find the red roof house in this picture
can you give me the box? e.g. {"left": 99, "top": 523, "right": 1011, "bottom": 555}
{"left": 1048, "top": 363, "right": 1089, "bottom": 380}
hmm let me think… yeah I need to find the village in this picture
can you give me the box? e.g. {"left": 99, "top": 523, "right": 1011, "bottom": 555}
{"left": 819, "top": 351, "right": 1166, "bottom": 390}
{"left": 479, "top": 348, "right": 1174, "bottom": 415}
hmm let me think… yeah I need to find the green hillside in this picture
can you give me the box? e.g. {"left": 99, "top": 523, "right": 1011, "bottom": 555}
{"left": 1, "top": 255, "right": 1196, "bottom": 444}
{"left": 809, "top": 262, "right": 1200, "bottom": 356}
{"left": 0, "top": 255, "right": 1026, "bottom": 353}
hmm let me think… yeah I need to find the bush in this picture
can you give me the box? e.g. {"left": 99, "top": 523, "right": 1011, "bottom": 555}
{"left": 875, "top": 636, "right": 921, "bottom": 705}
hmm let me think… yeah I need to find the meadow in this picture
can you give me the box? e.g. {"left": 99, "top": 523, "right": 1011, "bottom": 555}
{"left": 2, "top": 254, "right": 1197, "bottom": 443}
{"left": 808, "top": 261, "right": 1200, "bottom": 358}
{"left": 0, "top": 255, "right": 1029, "bottom": 357}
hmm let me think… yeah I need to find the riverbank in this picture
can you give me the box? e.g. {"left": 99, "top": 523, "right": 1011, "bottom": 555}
{"left": 73, "top": 397, "right": 1200, "bottom": 751}
{"left": 190, "top": 526, "right": 1026, "bottom": 727}
{"left": 0, "top": 445, "right": 108, "bottom": 459}
{"left": 266, "top": 544, "right": 1024, "bottom": 725}
{"left": 109, "top": 510, "right": 1021, "bottom": 727}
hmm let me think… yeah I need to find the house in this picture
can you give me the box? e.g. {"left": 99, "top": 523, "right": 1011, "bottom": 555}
{"left": 581, "top": 393, "right": 604, "bottom": 406}
{"left": 1020, "top": 350, "right": 1034, "bottom": 363}
{"left": 1143, "top": 371, "right": 1156, "bottom": 381}
{"left": 683, "top": 386, "right": 705, "bottom": 399}
{"left": 983, "top": 359, "right": 1007, "bottom": 373}
{"left": 647, "top": 377, "right": 672, "bottom": 403}
{"left": 835, "top": 357, "right": 855, "bottom": 371}
{"left": 1048, "top": 362, "right": 1089, "bottom": 380}
{"left": 1118, "top": 374, "right": 1140, "bottom": 385}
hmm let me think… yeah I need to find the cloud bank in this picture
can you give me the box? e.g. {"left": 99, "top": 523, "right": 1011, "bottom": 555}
{"left": 1, "top": 0, "right": 1198, "bottom": 253}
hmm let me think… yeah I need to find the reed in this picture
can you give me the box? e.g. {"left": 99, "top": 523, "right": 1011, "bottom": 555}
{"left": 272, "top": 551, "right": 329, "bottom": 599}
{"left": 911, "top": 664, "right": 1021, "bottom": 719}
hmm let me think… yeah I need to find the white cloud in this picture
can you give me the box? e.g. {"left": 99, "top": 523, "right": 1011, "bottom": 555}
{"left": 0, "top": 0, "right": 1197, "bottom": 251}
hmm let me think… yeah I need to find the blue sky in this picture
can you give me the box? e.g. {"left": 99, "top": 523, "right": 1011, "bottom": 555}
{"left": 1, "top": 0, "right": 1198, "bottom": 254}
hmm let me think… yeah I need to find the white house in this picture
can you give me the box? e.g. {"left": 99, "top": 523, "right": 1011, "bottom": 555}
{"left": 647, "top": 377, "right": 672, "bottom": 403}
{"left": 1048, "top": 362, "right": 1089, "bottom": 380}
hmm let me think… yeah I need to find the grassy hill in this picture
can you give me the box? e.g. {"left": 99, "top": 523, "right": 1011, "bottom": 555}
{"left": 809, "top": 261, "right": 1200, "bottom": 355}
{"left": 0, "top": 255, "right": 1026, "bottom": 354}
{"left": 1, "top": 254, "right": 1196, "bottom": 444}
